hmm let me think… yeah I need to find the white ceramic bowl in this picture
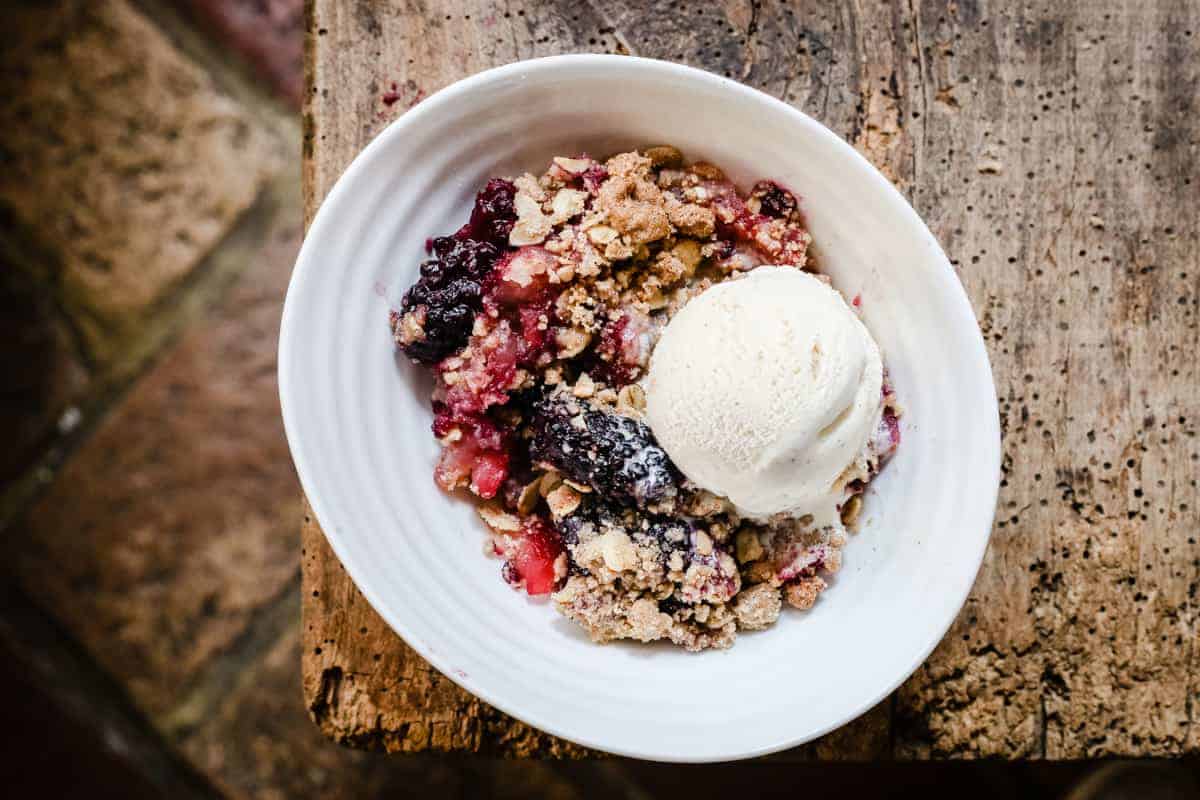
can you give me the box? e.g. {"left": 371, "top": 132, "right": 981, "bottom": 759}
{"left": 280, "top": 55, "right": 1000, "bottom": 762}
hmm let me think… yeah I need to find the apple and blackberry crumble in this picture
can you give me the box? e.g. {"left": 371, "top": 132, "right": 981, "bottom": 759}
{"left": 391, "top": 146, "right": 900, "bottom": 651}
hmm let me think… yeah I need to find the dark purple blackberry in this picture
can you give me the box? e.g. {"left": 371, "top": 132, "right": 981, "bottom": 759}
{"left": 752, "top": 180, "right": 798, "bottom": 219}
{"left": 397, "top": 272, "right": 485, "bottom": 363}
{"left": 458, "top": 178, "right": 517, "bottom": 246}
{"left": 429, "top": 236, "right": 500, "bottom": 279}
{"left": 528, "top": 392, "right": 679, "bottom": 507}
{"left": 395, "top": 180, "right": 517, "bottom": 364}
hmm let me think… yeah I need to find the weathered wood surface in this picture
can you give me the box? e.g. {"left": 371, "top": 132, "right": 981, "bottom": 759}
{"left": 302, "top": 0, "right": 1200, "bottom": 758}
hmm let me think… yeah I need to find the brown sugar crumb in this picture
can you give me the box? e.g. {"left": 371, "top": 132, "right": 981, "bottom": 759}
{"left": 742, "top": 559, "right": 777, "bottom": 586}
{"left": 642, "top": 145, "right": 683, "bottom": 168}
{"left": 687, "top": 161, "right": 726, "bottom": 181}
{"left": 606, "top": 199, "right": 671, "bottom": 246}
{"left": 604, "top": 237, "right": 636, "bottom": 261}
{"left": 784, "top": 576, "right": 828, "bottom": 610}
{"left": 652, "top": 250, "right": 687, "bottom": 283}
{"left": 554, "top": 577, "right": 735, "bottom": 651}
{"left": 604, "top": 150, "right": 654, "bottom": 180}
{"left": 734, "top": 583, "right": 783, "bottom": 630}
{"left": 595, "top": 156, "right": 673, "bottom": 247}
{"left": 665, "top": 195, "right": 716, "bottom": 238}
{"left": 625, "top": 597, "right": 675, "bottom": 641}
{"left": 735, "top": 528, "right": 765, "bottom": 564}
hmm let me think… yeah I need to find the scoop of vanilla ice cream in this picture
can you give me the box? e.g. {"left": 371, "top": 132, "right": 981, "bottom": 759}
{"left": 644, "top": 266, "right": 883, "bottom": 521}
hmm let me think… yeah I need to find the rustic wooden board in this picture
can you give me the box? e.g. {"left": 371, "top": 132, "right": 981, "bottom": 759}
{"left": 302, "top": 0, "right": 1200, "bottom": 758}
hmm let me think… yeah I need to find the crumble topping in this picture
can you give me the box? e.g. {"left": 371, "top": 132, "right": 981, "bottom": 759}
{"left": 734, "top": 583, "right": 783, "bottom": 630}
{"left": 391, "top": 146, "right": 900, "bottom": 650}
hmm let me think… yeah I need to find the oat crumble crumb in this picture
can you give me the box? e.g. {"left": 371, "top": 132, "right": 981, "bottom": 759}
{"left": 734, "top": 583, "right": 783, "bottom": 630}
{"left": 784, "top": 576, "right": 828, "bottom": 610}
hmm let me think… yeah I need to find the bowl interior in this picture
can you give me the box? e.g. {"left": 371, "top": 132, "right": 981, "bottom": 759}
{"left": 280, "top": 56, "right": 999, "bottom": 762}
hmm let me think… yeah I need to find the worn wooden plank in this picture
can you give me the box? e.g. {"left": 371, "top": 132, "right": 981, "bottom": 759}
{"left": 894, "top": 0, "right": 1200, "bottom": 759}
{"left": 303, "top": 0, "right": 1200, "bottom": 757}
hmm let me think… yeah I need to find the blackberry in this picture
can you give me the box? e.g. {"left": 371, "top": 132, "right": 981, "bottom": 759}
{"left": 394, "top": 180, "right": 517, "bottom": 364}
{"left": 397, "top": 272, "right": 485, "bottom": 363}
{"left": 459, "top": 178, "right": 517, "bottom": 246}
{"left": 429, "top": 236, "right": 501, "bottom": 279}
{"left": 751, "top": 180, "right": 798, "bottom": 219}
{"left": 528, "top": 392, "right": 679, "bottom": 507}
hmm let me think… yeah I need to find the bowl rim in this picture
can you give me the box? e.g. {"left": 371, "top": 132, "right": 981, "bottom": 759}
{"left": 279, "top": 53, "right": 1001, "bottom": 762}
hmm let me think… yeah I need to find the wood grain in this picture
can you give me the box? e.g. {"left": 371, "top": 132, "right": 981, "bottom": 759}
{"left": 303, "top": 0, "right": 1200, "bottom": 757}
